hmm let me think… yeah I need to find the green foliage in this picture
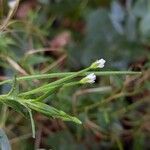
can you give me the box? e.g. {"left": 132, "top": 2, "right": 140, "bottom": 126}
{"left": 0, "top": 34, "right": 15, "bottom": 53}
{"left": 0, "top": 0, "right": 149, "bottom": 149}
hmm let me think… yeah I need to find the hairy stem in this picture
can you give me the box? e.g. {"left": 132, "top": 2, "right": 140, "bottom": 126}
{"left": 0, "top": 71, "right": 141, "bottom": 86}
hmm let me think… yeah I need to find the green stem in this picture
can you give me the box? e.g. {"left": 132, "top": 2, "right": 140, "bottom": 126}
{"left": 62, "top": 82, "right": 81, "bottom": 88}
{"left": 0, "top": 71, "right": 141, "bottom": 86}
{"left": 0, "top": 105, "right": 8, "bottom": 128}
{"left": 36, "top": 85, "right": 61, "bottom": 101}
{"left": 19, "top": 68, "right": 90, "bottom": 96}
{"left": 19, "top": 85, "right": 59, "bottom": 97}
{"left": 36, "top": 82, "right": 81, "bottom": 101}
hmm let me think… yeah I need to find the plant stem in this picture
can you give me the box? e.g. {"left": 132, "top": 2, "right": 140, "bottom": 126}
{"left": 0, "top": 71, "right": 142, "bottom": 86}
{"left": 0, "top": 105, "right": 8, "bottom": 128}
{"left": 19, "top": 68, "right": 90, "bottom": 96}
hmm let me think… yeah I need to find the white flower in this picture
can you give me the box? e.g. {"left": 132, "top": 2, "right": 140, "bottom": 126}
{"left": 8, "top": 0, "right": 17, "bottom": 9}
{"left": 80, "top": 73, "right": 96, "bottom": 84}
{"left": 90, "top": 58, "right": 106, "bottom": 69}
{"left": 95, "top": 59, "right": 106, "bottom": 68}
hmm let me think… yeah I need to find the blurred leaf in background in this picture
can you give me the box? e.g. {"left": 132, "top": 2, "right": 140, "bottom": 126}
{"left": 0, "top": 129, "right": 11, "bottom": 150}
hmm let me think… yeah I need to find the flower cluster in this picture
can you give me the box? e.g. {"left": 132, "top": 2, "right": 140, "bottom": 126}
{"left": 80, "top": 58, "right": 106, "bottom": 84}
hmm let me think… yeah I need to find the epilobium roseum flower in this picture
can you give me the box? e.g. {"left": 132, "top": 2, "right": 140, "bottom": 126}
{"left": 90, "top": 59, "right": 106, "bottom": 69}
{"left": 80, "top": 73, "right": 96, "bottom": 84}
{"left": 8, "top": 0, "right": 17, "bottom": 9}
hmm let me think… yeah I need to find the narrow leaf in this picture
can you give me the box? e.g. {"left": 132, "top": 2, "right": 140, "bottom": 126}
{"left": 8, "top": 75, "right": 19, "bottom": 96}
{"left": 27, "top": 101, "right": 82, "bottom": 124}
{"left": 1, "top": 99, "right": 29, "bottom": 118}
{"left": 28, "top": 109, "right": 35, "bottom": 138}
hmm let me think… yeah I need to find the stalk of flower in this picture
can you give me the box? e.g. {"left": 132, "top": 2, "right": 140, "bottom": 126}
{"left": 80, "top": 73, "right": 96, "bottom": 84}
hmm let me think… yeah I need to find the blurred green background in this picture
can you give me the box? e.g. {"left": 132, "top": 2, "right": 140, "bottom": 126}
{"left": 0, "top": 0, "right": 150, "bottom": 149}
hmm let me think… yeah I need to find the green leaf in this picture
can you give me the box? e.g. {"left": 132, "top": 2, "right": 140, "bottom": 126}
{"left": 27, "top": 101, "right": 82, "bottom": 124}
{"left": 0, "top": 34, "right": 15, "bottom": 53}
{"left": 23, "top": 55, "right": 50, "bottom": 66}
{"left": 28, "top": 109, "right": 36, "bottom": 138}
{"left": 2, "top": 99, "right": 29, "bottom": 118}
{"left": 8, "top": 75, "right": 19, "bottom": 96}
{"left": 133, "top": 132, "right": 145, "bottom": 150}
{"left": 36, "top": 85, "right": 61, "bottom": 101}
